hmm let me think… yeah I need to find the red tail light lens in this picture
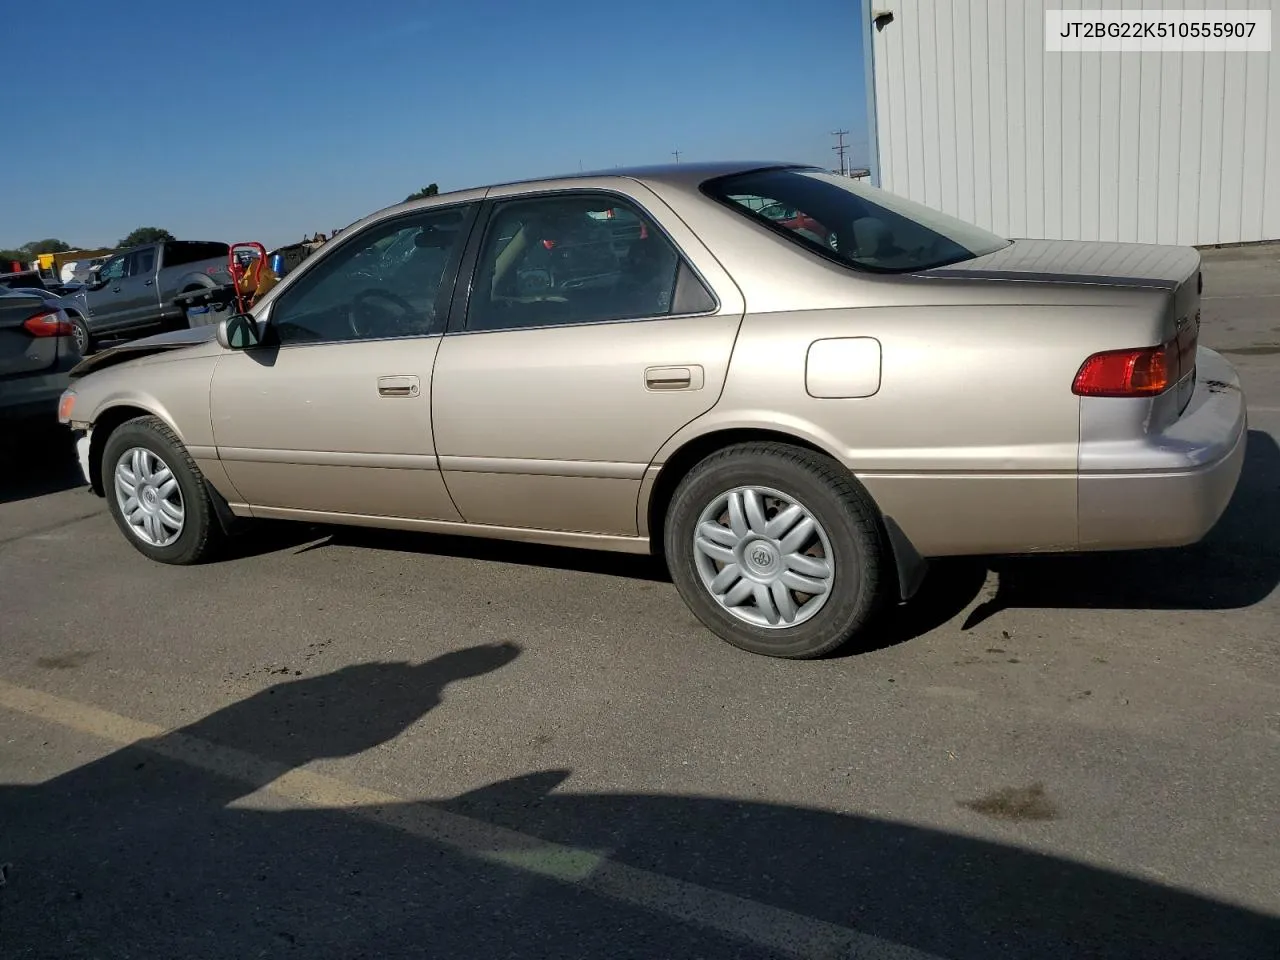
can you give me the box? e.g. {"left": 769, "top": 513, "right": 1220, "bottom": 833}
{"left": 1073, "top": 343, "right": 1175, "bottom": 397}
{"left": 22, "top": 311, "right": 76, "bottom": 338}
{"left": 1073, "top": 323, "right": 1199, "bottom": 398}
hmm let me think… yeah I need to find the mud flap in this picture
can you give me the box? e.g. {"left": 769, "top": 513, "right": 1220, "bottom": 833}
{"left": 884, "top": 515, "right": 928, "bottom": 601}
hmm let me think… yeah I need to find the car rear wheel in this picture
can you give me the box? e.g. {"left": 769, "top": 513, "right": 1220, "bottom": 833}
{"left": 102, "top": 416, "right": 223, "bottom": 565}
{"left": 67, "top": 312, "right": 91, "bottom": 355}
{"left": 664, "top": 442, "right": 887, "bottom": 659}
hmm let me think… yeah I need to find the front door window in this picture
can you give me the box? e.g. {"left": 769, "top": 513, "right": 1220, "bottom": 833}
{"left": 269, "top": 205, "right": 474, "bottom": 345}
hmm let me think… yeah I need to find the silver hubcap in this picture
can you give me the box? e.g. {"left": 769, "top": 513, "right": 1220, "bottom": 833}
{"left": 693, "top": 485, "right": 836, "bottom": 629}
{"left": 114, "top": 447, "right": 184, "bottom": 546}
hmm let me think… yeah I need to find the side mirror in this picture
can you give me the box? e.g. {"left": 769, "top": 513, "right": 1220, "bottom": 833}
{"left": 216, "top": 313, "right": 262, "bottom": 350}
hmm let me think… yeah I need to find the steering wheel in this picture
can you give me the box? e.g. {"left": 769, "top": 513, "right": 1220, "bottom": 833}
{"left": 347, "top": 289, "right": 422, "bottom": 338}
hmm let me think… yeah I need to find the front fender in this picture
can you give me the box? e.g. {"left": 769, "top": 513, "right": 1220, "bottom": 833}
{"left": 72, "top": 351, "right": 221, "bottom": 449}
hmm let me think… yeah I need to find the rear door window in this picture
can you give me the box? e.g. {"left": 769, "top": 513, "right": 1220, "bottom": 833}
{"left": 127, "top": 248, "right": 156, "bottom": 277}
{"left": 465, "top": 192, "right": 712, "bottom": 333}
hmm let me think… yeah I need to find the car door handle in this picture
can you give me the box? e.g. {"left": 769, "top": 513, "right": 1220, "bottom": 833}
{"left": 111, "top": 287, "right": 121, "bottom": 293}
{"left": 645, "top": 365, "right": 704, "bottom": 391}
{"left": 144, "top": 279, "right": 154, "bottom": 286}
{"left": 377, "top": 375, "right": 421, "bottom": 398}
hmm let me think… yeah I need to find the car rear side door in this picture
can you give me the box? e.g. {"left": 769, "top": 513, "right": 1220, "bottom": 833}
{"left": 430, "top": 184, "right": 746, "bottom": 537}
{"left": 209, "top": 202, "right": 478, "bottom": 520}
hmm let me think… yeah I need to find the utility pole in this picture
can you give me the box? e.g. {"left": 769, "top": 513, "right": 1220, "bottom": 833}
{"left": 831, "top": 129, "right": 850, "bottom": 176}
{"left": 671, "top": 149, "right": 682, "bottom": 164}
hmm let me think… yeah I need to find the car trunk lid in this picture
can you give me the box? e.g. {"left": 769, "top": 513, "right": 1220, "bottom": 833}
{"left": 919, "top": 238, "right": 1201, "bottom": 291}
{"left": 923, "top": 238, "right": 1202, "bottom": 418}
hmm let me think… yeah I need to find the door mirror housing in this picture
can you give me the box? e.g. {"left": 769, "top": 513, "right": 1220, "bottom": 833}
{"left": 216, "top": 313, "right": 262, "bottom": 350}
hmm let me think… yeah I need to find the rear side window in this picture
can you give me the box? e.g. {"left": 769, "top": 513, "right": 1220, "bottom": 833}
{"left": 163, "top": 241, "right": 230, "bottom": 268}
{"left": 465, "top": 192, "right": 713, "bottom": 333}
{"left": 126, "top": 248, "right": 155, "bottom": 276}
{"left": 704, "top": 168, "right": 1010, "bottom": 273}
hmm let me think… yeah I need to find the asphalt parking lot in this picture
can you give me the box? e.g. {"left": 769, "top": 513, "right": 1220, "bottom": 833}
{"left": 1, "top": 246, "right": 1277, "bottom": 959}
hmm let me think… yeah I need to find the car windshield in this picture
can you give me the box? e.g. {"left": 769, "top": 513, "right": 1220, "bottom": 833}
{"left": 705, "top": 168, "right": 1010, "bottom": 273}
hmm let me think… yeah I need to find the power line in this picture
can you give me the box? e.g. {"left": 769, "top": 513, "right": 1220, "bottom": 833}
{"left": 831, "top": 129, "right": 851, "bottom": 176}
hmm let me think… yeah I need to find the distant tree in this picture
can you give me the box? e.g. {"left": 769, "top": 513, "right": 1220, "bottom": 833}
{"left": 404, "top": 183, "right": 439, "bottom": 202}
{"left": 2, "top": 239, "right": 77, "bottom": 269}
{"left": 22, "top": 238, "right": 74, "bottom": 255}
{"left": 118, "top": 227, "right": 175, "bottom": 248}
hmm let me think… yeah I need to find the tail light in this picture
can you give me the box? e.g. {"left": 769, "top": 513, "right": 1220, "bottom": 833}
{"left": 1073, "top": 318, "right": 1199, "bottom": 398}
{"left": 22, "top": 311, "right": 76, "bottom": 338}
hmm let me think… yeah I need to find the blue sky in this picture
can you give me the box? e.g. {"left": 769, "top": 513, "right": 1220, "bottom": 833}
{"left": 3, "top": 0, "right": 869, "bottom": 251}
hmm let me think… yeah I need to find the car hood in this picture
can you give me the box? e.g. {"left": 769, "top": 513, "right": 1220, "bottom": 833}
{"left": 69, "top": 324, "right": 220, "bottom": 379}
{"left": 919, "top": 238, "right": 1200, "bottom": 290}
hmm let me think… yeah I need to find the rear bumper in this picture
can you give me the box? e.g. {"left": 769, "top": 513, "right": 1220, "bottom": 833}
{"left": 1077, "top": 347, "right": 1247, "bottom": 550}
{"left": 0, "top": 369, "right": 72, "bottom": 421}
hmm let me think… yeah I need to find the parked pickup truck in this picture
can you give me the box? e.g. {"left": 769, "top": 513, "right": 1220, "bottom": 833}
{"left": 58, "top": 241, "right": 232, "bottom": 354}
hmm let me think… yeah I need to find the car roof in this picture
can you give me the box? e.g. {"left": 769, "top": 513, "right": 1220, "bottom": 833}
{"left": 368, "top": 161, "right": 813, "bottom": 225}
{"left": 498, "top": 160, "right": 809, "bottom": 192}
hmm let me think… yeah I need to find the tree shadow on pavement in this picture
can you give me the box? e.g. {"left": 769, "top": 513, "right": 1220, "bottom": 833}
{"left": 0, "top": 422, "right": 84, "bottom": 505}
{"left": 1, "top": 657, "right": 1275, "bottom": 959}
{"left": 963, "top": 429, "right": 1280, "bottom": 629}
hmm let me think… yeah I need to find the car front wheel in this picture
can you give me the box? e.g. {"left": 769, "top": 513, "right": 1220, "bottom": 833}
{"left": 102, "top": 416, "right": 223, "bottom": 565}
{"left": 664, "top": 442, "right": 887, "bottom": 659}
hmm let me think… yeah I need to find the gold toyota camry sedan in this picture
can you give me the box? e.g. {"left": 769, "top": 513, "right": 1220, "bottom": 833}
{"left": 59, "top": 162, "right": 1247, "bottom": 659}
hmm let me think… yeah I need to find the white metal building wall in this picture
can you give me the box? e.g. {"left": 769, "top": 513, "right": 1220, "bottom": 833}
{"left": 868, "top": 0, "right": 1280, "bottom": 245}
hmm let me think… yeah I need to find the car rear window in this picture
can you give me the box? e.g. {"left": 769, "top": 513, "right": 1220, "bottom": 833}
{"left": 704, "top": 168, "right": 1010, "bottom": 273}
{"left": 163, "top": 241, "right": 230, "bottom": 268}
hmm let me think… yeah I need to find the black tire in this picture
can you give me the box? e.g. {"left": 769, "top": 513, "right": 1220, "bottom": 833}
{"left": 663, "top": 442, "right": 887, "bottom": 659}
{"left": 67, "top": 312, "right": 92, "bottom": 355}
{"left": 101, "top": 415, "right": 223, "bottom": 565}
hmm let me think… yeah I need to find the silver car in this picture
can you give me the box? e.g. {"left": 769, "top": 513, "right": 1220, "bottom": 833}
{"left": 59, "top": 162, "right": 1246, "bottom": 658}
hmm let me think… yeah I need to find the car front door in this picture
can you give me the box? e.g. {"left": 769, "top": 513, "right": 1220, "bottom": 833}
{"left": 431, "top": 186, "right": 746, "bottom": 537}
{"left": 209, "top": 202, "right": 478, "bottom": 520}
{"left": 83, "top": 253, "right": 129, "bottom": 334}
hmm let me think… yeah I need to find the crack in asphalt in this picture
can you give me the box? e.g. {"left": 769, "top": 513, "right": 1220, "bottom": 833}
{"left": 0, "top": 508, "right": 106, "bottom": 549}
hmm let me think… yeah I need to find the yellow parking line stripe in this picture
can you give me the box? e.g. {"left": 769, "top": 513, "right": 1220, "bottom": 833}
{"left": 0, "top": 678, "right": 941, "bottom": 960}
